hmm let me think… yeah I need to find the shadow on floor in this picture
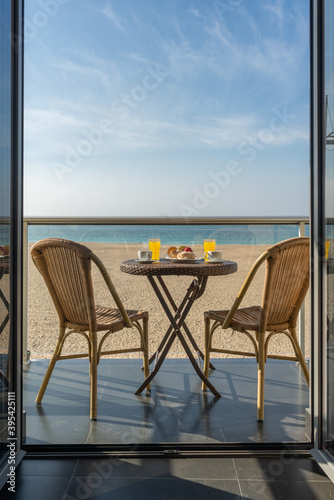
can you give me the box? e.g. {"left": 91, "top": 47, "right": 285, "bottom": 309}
{"left": 23, "top": 358, "right": 310, "bottom": 446}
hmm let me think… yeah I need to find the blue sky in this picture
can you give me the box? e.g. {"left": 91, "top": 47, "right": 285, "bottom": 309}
{"left": 24, "top": 0, "right": 310, "bottom": 217}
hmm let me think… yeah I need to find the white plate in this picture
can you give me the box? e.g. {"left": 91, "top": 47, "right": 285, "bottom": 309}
{"left": 206, "top": 259, "right": 224, "bottom": 263}
{"left": 165, "top": 255, "right": 200, "bottom": 263}
{"left": 135, "top": 259, "right": 155, "bottom": 263}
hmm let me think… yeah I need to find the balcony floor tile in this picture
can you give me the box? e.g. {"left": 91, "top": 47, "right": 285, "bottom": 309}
{"left": 23, "top": 358, "right": 309, "bottom": 445}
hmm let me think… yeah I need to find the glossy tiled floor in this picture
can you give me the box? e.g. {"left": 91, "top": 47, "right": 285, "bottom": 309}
{"left": 6, "top": 358, "right": 333, "bottom": 498}
{"left": 1, "top": 455, "right": 334, "bottom": 499}
{"left": 24, "top": 358, "right": 309, "bottom": 445}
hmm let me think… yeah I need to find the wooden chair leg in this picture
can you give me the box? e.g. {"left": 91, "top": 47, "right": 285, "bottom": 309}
{"left": 202, "top": 316, "right": 211, "bottom": 391}
{"left": 35, "top": 326, "right": 65, "bottom": 404}
{"left": 90, "top": 334, "right": 98, "bottom": 420}
{"left": 257, "top": 332, "right": 265, "bottom": 421}
{"left": 142, "top": 316, "right": 150, "bottom": 390}
{"left": 290, "top": 327, "right": 310, "bottom": 387}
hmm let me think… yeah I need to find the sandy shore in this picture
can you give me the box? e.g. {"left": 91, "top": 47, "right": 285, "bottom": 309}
{"left": 27, "top": 242, "right": 310, "bottom": 360}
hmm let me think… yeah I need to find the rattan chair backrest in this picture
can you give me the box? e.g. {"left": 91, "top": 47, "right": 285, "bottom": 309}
{"left": 259, "top": 237, "right": 310, "bottom": 331}
{"left": 31, "top": 238, "right": 97, "bottom": 330}
{"left": 31, "top": 238, "right": 133, "bottom": 331}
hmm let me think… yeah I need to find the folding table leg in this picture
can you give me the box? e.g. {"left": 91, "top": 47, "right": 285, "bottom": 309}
{"left": 157, "top": 276, "right": 215, "bottom": 370}
{"left": 136, "top": 276, "right": 221, "bottom": 398}
{"left": 135, "top": 330, "right": 177, "bottom": 394}
{"left": 0, "top": 285, "right": 10, "bottom": 385}
{"left": 146, "top": 279, "right": 194, "bottom": 366}
{"left": 0, "top": 314, "right": 9, "bottom": 335}
{"left": 0, "top": 287, "right": 9, "bottom": 336}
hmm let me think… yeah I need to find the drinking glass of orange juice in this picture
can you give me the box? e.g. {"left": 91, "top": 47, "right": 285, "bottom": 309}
{"left": 326, "top": 240, "right": 331, "bottom": 259}
{"left": 203, "top": 239, "right": 215, "bottom": 261}
{"left": 149, "top": 239, "right": 161, "bottom": 261}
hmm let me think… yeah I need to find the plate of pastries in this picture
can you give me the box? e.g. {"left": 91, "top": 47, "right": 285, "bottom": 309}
{"left": 166, "top": 246, "right": 200, "bottom": 263}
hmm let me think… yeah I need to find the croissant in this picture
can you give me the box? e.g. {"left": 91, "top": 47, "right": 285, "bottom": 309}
{"left": 169, "top": 249, "right": 179, "bottom": 258}
{"left": 177, "top": 251, "right": 195, "bottom": 260}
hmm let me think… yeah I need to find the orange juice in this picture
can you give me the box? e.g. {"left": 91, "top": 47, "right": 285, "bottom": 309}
{"left": 326, "top": 240, "right": 331, "bottom": 259}
{"left": 149, "top": 239, "right": 161, "bottom": 260}
{"left": 203, "top": 239, "right": 215, "bottom": 261}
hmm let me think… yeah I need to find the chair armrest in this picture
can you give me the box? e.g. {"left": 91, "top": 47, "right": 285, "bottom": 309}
{"left": 221, "top": 250, "right": 270, "bottom": 329}
{"left": 91, "top": 253, "right": 133, "bottom": 328}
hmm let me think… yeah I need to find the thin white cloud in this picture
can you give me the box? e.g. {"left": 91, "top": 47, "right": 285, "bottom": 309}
{"left": 263, "top": 0, "right": 286, "bottom": 28}
{"left": 98, "top": 114, "right": 260, "bottom": 151}
{"left": 49, "top": 60, "right": 111, "bottom": 87}
{"left": 100, "top": 3, "right": 127, "bottom": 35}
{"left": 200, "top": 0, "right": 308, "bottom": 86}
{"left": 25, "top": 108, "right": 89, "bottom": 132}
{"left": 188, "top": 7, "right": 200, "bottom": 18}
{"left": 24, "top": 102, "right": 308, "bottom": 167}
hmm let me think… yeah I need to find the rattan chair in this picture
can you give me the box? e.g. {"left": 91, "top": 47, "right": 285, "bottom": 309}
{"left": 202, "top": 237, "right": 310, "bottom": 421}
{"left": 31, "top": 238, "right": 150, "bottom": 420}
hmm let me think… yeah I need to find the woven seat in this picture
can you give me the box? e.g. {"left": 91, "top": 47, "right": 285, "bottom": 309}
{"left": 206, "top": 306, "right": 262, "bottom": 332}
{"left": 65, "top": 306, "right": 148, "bottom": 332}
{"left": 31, "top": 238, "right": 150, "bottom": 420}
{"left": 202, "top": 237, "right": 310, "bottom": 421}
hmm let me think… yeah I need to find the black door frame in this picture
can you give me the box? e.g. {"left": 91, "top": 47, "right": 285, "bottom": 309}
{"left": 20, "top": 0, "right": 315, "bottom": 458}
{"left": 310, "top": 0, "right": 334, "bottom": 481}
{"left": 0, "top": 0, "right": 25, "bottom": 491}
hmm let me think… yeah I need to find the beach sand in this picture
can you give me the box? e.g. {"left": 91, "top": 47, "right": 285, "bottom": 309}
{"left": 27, "top": 242, "right": 310, "bottom": 360}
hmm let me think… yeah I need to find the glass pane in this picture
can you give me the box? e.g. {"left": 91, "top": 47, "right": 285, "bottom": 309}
{"left": 25, "top": 223, "right": 310, "bottom": 445}
{"left": 23, "top": 0, "right": 310, "bottom": 448}
{"left": 324, "top": 0, "right": 334, "bottom": 453}
{"left": 0, "top": 0, "right": 12, "bottom": 467}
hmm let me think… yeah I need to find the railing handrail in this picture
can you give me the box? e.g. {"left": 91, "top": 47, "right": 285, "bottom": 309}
{"left": 23, "top": 216, "right": 310, "bottom": 225}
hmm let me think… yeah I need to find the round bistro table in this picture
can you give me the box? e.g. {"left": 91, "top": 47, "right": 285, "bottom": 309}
{"left": 120, "top": 258, "right": 238, "bottom": 397}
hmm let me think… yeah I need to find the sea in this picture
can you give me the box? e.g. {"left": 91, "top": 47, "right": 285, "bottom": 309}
{"left": 27, "top": 224, "right": 310, "bottom": 246}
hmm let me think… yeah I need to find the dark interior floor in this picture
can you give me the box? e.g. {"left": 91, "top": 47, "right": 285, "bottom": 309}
{"left": 23, "top": 358, "right": 310, "bottom": 445}
{"left": 1, "top": 455, "right": 334, "bottom": 500}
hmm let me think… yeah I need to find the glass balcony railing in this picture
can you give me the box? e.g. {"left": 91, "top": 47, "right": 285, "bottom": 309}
{"left": 22, "top": 216, "right": 310, "bottom": 364}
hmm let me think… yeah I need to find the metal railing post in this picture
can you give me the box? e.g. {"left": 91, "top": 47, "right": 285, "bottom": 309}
{"left": 22, "top": 220, "right": 30, "bottom": 364}
{"left": 299, "top": 220, "right": 306, "bottom": 358}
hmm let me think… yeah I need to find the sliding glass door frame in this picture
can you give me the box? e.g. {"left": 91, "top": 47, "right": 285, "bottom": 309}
{"left": 0, "top": 0, "right": 25, "bottom": 490}
{"left": 310, "top": 0, "right": 334, "bottom": 481}
{"left": 20, "top": 1, "right": 315, "bottom": 458}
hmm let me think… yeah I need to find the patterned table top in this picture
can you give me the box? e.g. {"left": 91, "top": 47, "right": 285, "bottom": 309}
{"left": 120, "top": 258, "right": 238, "bottom": 277}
